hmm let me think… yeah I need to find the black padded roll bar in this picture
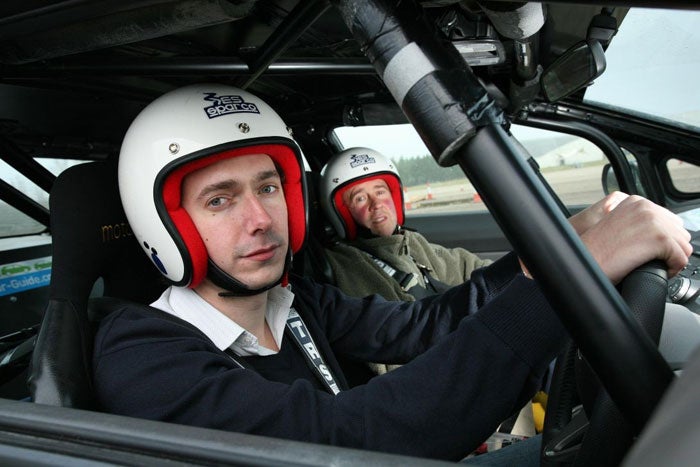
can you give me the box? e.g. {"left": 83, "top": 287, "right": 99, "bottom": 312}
{"left": 331, "top": 0, "right": 673, "bottom": 433}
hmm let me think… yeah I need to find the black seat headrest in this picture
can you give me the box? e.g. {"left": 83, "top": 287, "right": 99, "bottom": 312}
{"left": 30, "top": 160, "right": 165, "bottom": 408}
{"left": 49, "top": 160, "right": 165, "bottom": 311}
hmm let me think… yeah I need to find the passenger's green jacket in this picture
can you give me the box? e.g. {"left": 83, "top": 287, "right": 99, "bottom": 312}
{"left": 324, "top": 230, "right": 493, "bottom": 374}
{"left": 325, "top": 229, "right": 493, "bottom": 302}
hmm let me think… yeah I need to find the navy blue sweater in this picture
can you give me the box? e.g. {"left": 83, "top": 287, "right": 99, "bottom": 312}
{"left": 93, "top": 253, "right": 566, "bottom": 461}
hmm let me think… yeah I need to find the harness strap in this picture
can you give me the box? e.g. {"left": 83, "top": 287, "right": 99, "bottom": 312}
{"left": 223, "top": 308, "right": 341, "bottom": 395}
{"left": 413, "top": 260, "right": 452, "bottom": 294}
{"left": 143, "top": 302, "right": 342, "bottom": 395}
{"left": 366, "top": 253, "right": 419, "bottom": 291}
{"left": 365, "top": 251, "right": 451, "bottom": 295}
{"left": 285, "top": 309, "right": 341, "bottom": 395}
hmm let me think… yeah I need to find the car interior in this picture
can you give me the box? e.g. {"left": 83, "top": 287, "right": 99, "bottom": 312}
{"left": 28, "top": 160, "right": 166, "bottom": 408}
{"left": 0, "top": 0, "right": 699, "bottom": 465}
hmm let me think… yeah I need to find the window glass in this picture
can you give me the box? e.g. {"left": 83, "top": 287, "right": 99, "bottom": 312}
{"left": 666, "top": 158, "right": 700, "bottom": 194}
{"left": 0, "top": 201, "right": 45, "bottom": 238}
{"left": 333, "top": 124, "right": 606, "bottom": 215}
{"left": 511, "top": 126, "right": 606, "bottom": 206}
{"left": 333, "top": 124, "right": 477, "bottom": 214}
{"left": 0, "top": 158, "right": 89, "bottom": 238}
{"left": 601, "top": 148, "right": 647, "bottom": 197}
{"left": 624, "top": 149, "right": 645, "bottom": 195}
{"left": 37, "top": 158, "right": 90, "bottom": 177}
{"left": 583, "top": 8, "right": 700, "bottom": 133}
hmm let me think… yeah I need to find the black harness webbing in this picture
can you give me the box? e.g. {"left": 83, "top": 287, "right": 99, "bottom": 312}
{"left": 285, "top": 309, "right": 341, "bottom": 395}
{"left": 222, "top": 308, "right": 341, "bottom": 395}
{"left": 366, "top": 253, "right": 419, "bottom": 291}
{"left": 364, "top": 252, "right": 452, "bottom": 297}
{"left": 138, "top": 303, "right": 342, "bottom": 395}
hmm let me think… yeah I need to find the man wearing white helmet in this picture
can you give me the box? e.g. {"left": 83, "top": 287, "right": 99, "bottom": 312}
{"left": 318, "top": 149, "right": 667, "bottom": 439}
{"left": 93, "top": 84, "right": 692, "bottom": 463}
{"left": 320, "top": 147, "right": 492, "bottom": 377}
{"left": 320, "top": 147, "right": 492, "bottom": 306}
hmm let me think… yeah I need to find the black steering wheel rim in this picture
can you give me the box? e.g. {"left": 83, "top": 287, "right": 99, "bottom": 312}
{"left": 541, "top": 261, "right": 670, "bottom": 466}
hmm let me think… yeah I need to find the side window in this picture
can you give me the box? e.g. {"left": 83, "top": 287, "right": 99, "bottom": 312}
{"left": 333, "top": 123, "right": 607, "bottom": 216}
{"left": 601, "top": 148, "right": 647, "bottom": 197}
{"left": 0, "top": 158, "right": 88, "bottom": 238}
{"left": 332, "top": 124, "right": 483, "bottom": 215}
{"left": 666, "top": 158, "right": 700, "bottom": 194}
{"left": 511, "top": 125, "right": 606, "bottom": 208}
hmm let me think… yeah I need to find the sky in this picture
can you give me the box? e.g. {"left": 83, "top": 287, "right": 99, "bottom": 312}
{"left": 585, "top": 8, "right": 700, "bottom": 123}
{"left": 336, "top": 7, "right": 700, "bottom": 160}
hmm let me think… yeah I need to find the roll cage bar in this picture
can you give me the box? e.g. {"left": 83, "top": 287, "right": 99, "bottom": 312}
{"left": 0, "top": 0, "right": 692, "bottom": 435}
{"left": 330, "top": 0, "right": 673, "bottom": 434}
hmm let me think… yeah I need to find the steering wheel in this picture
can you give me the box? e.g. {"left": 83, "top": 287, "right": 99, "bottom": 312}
{"left": 541, "top": 261, "right": 670, "bottom": 466}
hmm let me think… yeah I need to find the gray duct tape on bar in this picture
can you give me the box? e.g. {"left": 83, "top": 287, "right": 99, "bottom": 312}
{"left": 382, "top": 42, "right": 437, "bottom": 106}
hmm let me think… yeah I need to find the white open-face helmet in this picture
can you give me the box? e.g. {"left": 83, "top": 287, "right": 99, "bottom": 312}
{"left": 319, "top": 147, "right": 404, "bottom": 240}
{"left": 118, "top": 84, "right": 307, "bottom": 294}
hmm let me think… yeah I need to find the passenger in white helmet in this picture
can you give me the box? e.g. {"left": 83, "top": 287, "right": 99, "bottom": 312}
{"left": 320, "top": 147, "right": 492, "bottom": 301}
{"left": 318, "top": 147, "right": 629, "bottom": 380}
{"left": 93, "top": 83, "right": 692, "bottom": 464}
{"left": 319, "top": 147, "right": 492, "bottom": 375}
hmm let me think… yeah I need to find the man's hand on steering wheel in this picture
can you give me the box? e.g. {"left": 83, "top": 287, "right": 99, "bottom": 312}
{"left": 578, "top": 194, "right": 691, "bottom": 284}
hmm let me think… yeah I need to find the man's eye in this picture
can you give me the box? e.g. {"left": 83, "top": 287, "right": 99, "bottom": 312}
{"left": 353, "top": 195, "right": 367, "bottom": 204}
{"left": 261, "top": 184, "right": 278, "bottom": 194}
{"left": 207, "top": 197, "right": 225, "bottom": 208}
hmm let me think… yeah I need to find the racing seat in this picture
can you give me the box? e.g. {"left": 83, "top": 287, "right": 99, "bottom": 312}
{"left": 28, "top": 160, "right": 165, "bottom": 409}
{"left": 294, "top": 171, "right": 336, "bottom": 284}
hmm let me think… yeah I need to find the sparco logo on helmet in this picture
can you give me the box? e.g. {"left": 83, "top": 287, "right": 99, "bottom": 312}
{"left": 349, "top": 153, "right": 376, "bottom": 168}
{"left": 203, "top": 92, "right": 260, "bottom": 118}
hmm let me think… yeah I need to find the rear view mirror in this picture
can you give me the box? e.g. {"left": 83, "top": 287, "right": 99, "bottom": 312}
{"left": 541, "top": 39, "right": 606, "bottom": 102}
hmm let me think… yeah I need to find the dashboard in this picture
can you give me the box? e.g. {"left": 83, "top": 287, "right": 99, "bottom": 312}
{"left": 668, "top": 210, "right": 700, "bottom": 313}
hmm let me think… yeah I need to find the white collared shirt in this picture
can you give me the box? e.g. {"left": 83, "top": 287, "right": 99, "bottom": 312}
{"left": 151, "top": 285, "right": 295, "bottom": 356}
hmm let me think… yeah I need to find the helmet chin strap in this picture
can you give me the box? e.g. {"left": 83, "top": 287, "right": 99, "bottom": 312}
{"left": 207, "top": 248, "right": 293, "bottom": 297}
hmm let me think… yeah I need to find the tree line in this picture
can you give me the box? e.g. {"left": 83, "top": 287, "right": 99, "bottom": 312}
{"left": 393, "top": 155, "right": 465, "bottom": 187}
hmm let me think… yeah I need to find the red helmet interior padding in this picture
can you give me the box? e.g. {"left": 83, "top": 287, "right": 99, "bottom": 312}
{"left": 162, "top": 144, "right": 305, "bottom": 288}
{"left": 332, "top": 173, "right": 404, "bottom": 241}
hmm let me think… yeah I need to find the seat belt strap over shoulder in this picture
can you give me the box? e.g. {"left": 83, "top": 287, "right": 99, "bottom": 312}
{"left": 366, "top": 251, "right": 450, "bottom": 294}
{"left": 366, "top": 253, "right": 419, "bottom": 291}
{"left": 224, "top": 308, "right": 342, "bottom": 395}
{"left": 286, "top": 309, "right": 341, "bottom": 395}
